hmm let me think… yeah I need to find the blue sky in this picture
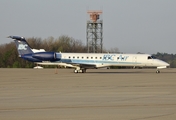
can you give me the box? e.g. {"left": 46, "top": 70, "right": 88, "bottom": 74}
{"left": 0, "top": 0, "right": 176, "bottom": 54}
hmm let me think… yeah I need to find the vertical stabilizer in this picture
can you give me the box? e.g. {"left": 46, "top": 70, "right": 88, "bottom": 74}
{"left": 8, "top": 36, "right": 33, "bottom": 57}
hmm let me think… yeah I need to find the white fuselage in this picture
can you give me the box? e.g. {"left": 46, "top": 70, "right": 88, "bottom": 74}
{"left": 39, "top": 53, "right": 169, "bottom": 69}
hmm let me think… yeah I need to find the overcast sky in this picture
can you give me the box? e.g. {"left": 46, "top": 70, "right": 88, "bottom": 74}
{"left": 0, "top": 0, "right": 176, "bottom": 54}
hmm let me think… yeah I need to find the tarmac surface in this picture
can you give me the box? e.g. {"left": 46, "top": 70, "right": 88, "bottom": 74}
{"left": 0, "top": 68, "right": 176, "bottom": 120}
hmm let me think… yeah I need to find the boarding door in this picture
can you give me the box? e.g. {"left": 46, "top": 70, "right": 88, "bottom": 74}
{"left": 147, "top": 56, "right": 153, "bottom": 66}
{"left": 133, "top": 56, "right": 137, "bottom": 63}
{"left": 132, "top": 56, "right": 137, "bottom": 68}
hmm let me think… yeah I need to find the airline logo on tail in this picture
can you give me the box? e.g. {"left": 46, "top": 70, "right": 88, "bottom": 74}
{"left": 18, "top": 44, "right": 28, "bottom": 50}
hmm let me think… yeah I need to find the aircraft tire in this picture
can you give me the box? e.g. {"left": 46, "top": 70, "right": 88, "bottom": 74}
{"left": 156, "top": 70, "right": 160, "bottom": 73}
{"left": 74, "top": 70, "right": 78, "bottom": 73}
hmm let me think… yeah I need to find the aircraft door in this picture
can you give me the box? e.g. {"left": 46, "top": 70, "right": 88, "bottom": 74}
{"left": 132, "top": 56, "right": 137, "bottom": 68}
{"left": 133, "top": 56, "right": 137, "bottom": 63}
{"left": 147, "top": 56, "right": 154, "bottom": 66}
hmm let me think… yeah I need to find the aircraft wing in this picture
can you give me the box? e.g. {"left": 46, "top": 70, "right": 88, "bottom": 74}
{"left": 37, "top": 61, "right": 97, "bottom": 68}
{"left": 71, "top": 63, "right": 97, "bottom": 69}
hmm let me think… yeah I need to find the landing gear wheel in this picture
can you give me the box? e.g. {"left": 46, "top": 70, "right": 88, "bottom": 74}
{"left": 156, "top": 70, "right": 160, "bottom": 73}
{"left": 79, "top": 70, "right": 83, "bottom": 73}
{"left": 74, "top": 68, "right": 86, "bottom": 73}
{"left": 74, "top": 70, "right": 78, "bottom": 73}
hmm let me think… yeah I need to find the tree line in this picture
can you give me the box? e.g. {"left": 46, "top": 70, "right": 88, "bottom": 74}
{"left": 0, "top": 35, "right": 176, "bottom": 68}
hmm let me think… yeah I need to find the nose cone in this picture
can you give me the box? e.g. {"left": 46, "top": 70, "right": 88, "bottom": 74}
{"left": 158, "top": 60, "right": 170, "bottom": 67}
{"left": 154, "top": 59, "right": 170, "bottom": 69}
{"left": 165, "top": 62, "right": 170, "bottom": 67}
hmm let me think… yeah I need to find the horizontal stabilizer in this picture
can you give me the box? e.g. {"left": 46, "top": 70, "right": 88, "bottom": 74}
{"left": 8, "top": 36, "right": 25, "bottom": 41}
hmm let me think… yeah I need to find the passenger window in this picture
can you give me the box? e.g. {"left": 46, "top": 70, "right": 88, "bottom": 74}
{"left": 69, "top": 56, "right": 71, "bottom": 59}
{"left": 91, "top": 57, "right": 93, "bottom": 59}
{"left": 82, "top": 57, "right": 84, "bottom": 59}
{"left": 73, "top": 56, "right": 75, "bottom": 59}
{"left": 87, "top": 57, "right": 89, "bottom": 59}
{"left": 95, "top": 57, "right": 97, "bottom": 59}
{"left": 77, "top": 57, "right": 79, "bottom": 59}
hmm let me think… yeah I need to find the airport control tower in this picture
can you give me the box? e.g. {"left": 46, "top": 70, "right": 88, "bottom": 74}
{"left": 87, "top": 10, "right": 103, "bottom": 53}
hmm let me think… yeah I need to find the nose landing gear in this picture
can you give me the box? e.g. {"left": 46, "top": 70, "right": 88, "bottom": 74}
{"left": 156, "top": 70, "right": 160, "bottom": 73}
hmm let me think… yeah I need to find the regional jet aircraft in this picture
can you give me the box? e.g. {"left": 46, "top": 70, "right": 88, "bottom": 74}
{"left": 8, "top": 36, "right": 169, "bottom": 73}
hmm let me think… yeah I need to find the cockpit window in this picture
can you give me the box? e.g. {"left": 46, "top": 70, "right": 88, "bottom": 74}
{"left": 148, "top": 56, "right": 156, "bottom": 59}
{"left": 151, "top": 56, "right": 156, "bottom": 59}
{"left": 148, "top": 56, "right": 152, "bottom": 59}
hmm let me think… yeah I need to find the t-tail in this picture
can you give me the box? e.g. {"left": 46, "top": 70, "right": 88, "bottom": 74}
{"left": 9, "top": 36, "right": 61, "bottom": 62}
{"left": 8, "top": 36, "right": 33, "bottom": 57}
{"left": 8, "top": 35, "right": 41, "bottom": 62}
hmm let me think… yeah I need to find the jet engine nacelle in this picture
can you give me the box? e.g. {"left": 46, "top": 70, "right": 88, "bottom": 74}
{"left": 32, "top": 52, "right": 58, "bottom": 61}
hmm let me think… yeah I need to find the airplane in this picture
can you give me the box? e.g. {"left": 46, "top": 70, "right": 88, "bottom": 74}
{"left": 8, "top": 35, "right": 169, "bottom": 73}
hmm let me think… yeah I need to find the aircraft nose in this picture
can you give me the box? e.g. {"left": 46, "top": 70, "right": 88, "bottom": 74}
{"left": 165, "top": 62, "right": 170, "bottom": 67}
{"left": 161, "top": 60, "right": 170, "bottom": 67}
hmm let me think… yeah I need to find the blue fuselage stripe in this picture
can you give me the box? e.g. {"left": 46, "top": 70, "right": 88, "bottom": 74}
{"left": 60, "top": 59, "right": 141, "bottom": 65}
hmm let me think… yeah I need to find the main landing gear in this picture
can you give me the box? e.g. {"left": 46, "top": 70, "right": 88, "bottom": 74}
{"left": 74, "top": 68, "right": 86, "bottom": 73}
